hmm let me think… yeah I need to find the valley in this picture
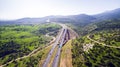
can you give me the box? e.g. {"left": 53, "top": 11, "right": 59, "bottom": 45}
{"left": 0, "top": 8, "right": 120, "bottom": 67}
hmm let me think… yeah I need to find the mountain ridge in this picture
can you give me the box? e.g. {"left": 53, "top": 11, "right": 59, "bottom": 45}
{"left": 0, "top": 8, "right": 120, "bottom": 25}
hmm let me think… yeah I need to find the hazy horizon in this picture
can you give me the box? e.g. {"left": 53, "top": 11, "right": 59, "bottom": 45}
{"left": 0, "top": 0, "right": 120, "bottom": 20}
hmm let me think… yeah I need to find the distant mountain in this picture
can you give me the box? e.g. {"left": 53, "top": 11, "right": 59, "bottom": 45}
{"left": 65, "top": 8, "right": 120, "bottom": 26}
{"left": 0, "top": 18, "right": 45, "bottom": 25}
{"left": 15, "top": 18, "right": 46, "bottom": 24}
{"left": 42, "top": 14, "right": 96, "bottom": 26}
{"left": 0, "top": 8, "right": 120, "bottom": 25}
{"left": 65, "top": 14, "right": 96, "bottom": 25}
{"left": 93, "top": 8, "right": 120, "bottom": 21}
{"left": 0, "top": 20, "right": 16, "bottom": 25}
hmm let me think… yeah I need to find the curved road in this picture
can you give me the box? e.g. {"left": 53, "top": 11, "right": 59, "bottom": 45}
{"left": 0, "top": 32, "right": 56, "bottom": 67}
{"left": 87, "top": 35, "right": 120, "bottom": 49}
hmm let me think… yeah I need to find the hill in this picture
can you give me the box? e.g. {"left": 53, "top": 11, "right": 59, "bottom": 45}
{"left": 71, "top": 8, "right": 120, "bottom": 67}
{"left": 0, "top": 8, "right": 120, "bottom": 26}
{"left": 94, "top": 8, "right": 120, "bottom": 21}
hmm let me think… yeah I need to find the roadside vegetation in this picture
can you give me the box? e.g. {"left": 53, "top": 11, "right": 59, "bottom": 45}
{"left": 0, "top": 23, "right": 61, "bottom": 66}
{"left": 90, "top": 29, "right": 120, "bottom": 47}
{"left": 71, "top": 19, "right": 120, "bottom": 67}
{"left": 60, "top": 40, "right": 72, "bottom": 67}
{"left": 69, "top": 19, "right": 120, "bottom": 36}
{"left": 5, "top": 44, "right": 52, "bottom": 67}
{"left": 72, "top": 30, "right": 120, "bottom": 67}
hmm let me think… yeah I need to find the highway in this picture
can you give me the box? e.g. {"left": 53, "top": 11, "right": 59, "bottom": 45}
{"left": 0, "top": 32, "right": 56, "bottom": 67}
{"left": 42, "top": 23, "right": 74, "bottom": 67}
{"left": 42, "top": 27, "right": 65, "bottom": 67}
{"left": 0, "top": 23, "right": 77, "bottom": 67}
{"left": 52, "top": 28, "right": 67, "bottom": 67}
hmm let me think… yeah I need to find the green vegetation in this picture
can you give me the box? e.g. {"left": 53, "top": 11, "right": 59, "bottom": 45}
{"left": 0, "top": 8, "right": 120, "bottom": 67}
{"left": 0, "top": 23, "right": 61, "bottom": 66}
{"left": 84, "top": 45, "right": 120, "bottom": 67}
{"left": 71, "top": 19, "right": 120, "bottom": 67}
{"left": 72, "top": 36, "right": 91, "bottom": 67}
{"left": 69, "top": 19, "right": 120, "bottom": 36}
{"left": 72, "top": 34, "right": 120, "bottom": 67}
{"left": 5, "top": 45, "right": 52, "bottom": 67}
{"left": 90, "top": 30, "right": 120, "bottom": 47}
{"left": 60, "top": 40, "right": 73, "bottom": 67}
{"left": 5, "top": 52, "right": 43, "bottom": 67}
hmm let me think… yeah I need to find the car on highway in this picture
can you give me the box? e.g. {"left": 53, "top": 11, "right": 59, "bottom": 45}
{"left": 59, "top": 45, "right": 62, "bottom": 48}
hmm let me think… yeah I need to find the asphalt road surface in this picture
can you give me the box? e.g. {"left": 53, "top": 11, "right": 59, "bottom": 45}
{"left": 52, "top": 28, "right": 67, "bottom": 67}
{"left": 42, "top": 28, "right": 65, "bottom": 67}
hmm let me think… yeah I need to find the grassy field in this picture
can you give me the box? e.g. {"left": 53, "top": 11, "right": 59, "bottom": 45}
{"left": 60, "top": 40, "right": 73, "bottom": 67}
{"left": 38, "top": 45, "right": 53, "bottom": 67}
{"left": 91, "top": 30, "right": 120, "bottom": 47}
{"left": 5, "top": 43, "right": 53, "bottom": 67}
{"left": 0, "top": 23, "right": 61, "bottom": 66}
{"left": 72, "top": 30, "right": 120, "bottom": 67}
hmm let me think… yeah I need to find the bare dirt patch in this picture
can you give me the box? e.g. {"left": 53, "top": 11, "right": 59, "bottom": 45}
{"left": 60, "top": 40, "right": 73, "bottom": 67}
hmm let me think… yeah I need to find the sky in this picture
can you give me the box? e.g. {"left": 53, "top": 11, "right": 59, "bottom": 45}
{"left": 0, "top": 0, "right": 120, "bottom": 20}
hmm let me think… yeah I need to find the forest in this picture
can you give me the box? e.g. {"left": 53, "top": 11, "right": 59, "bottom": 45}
{"left": 0, "top": 23, "right": 61, "bottom": 66}
{"left": 71, "top": 19, "right": 120, "bottom": 67}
